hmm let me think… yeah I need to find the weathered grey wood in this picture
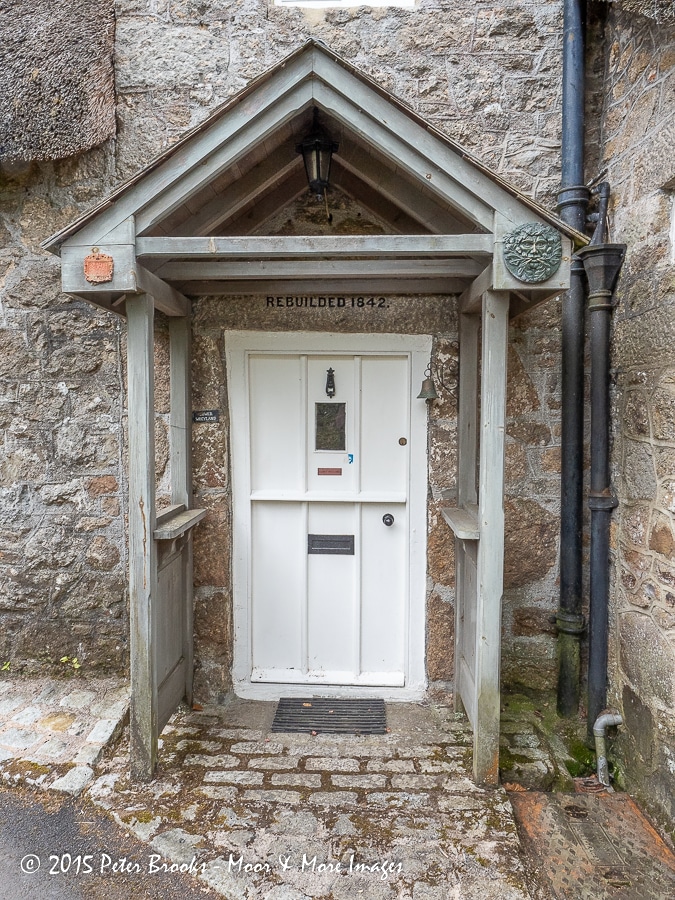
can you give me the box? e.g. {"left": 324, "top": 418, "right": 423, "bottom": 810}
{"left": 55, "top": 52, "right": 315, "bottom": 249}
{"left": 459, "top": 264, "right": 494, "bottom": 314}
{"left": 136, "top": 234, "right": 495, "bottom": 260}
{"left": 473, "top": 289, "right": 509, "bottom": 785}
{"left": 336, "top": 139, "right": 471, "bottom": 235}
{"left": 47, "top": 42, "right": 580, "bottom": 259}
{"left": 158, "top": 658, "right": 188, "bottom": 732}
{"left": 314, "top": 83, "right": 495, "bottom": 231}
{"left": 174, "top": 154, "right": 302, "bottom": 237}
{"left": 171, "top": 277, "right": 470, "bottom": 295}
{"left": 136, "top": 266, "right": 190, "bottom": 317}
{"left": 169, "top": 315, "right": 195, "bottom": 708}
{"left": 155, "top": 504, "right": 186, "bottom": 527}
{"left": 126, "top": 293, "right": 158, "bottom": 780}
{"left": 312, "top": 51, "right": 550, "bottom": 228}
{"left": 337, "top": 143, "right": 462, "bottom": 230}
{"left": 136, "top": 83, "right": 313, "bottom": 234}
{"left": 153, "top": 508, "right": 206, "bottom": 541}
{"left": 219, "top": 168, "right": 308, "bottom": 236}
{"left": 508, "top": 288, "right": 567, "bottom": 320}
{"left": 331, "top": 162, "right": 428, "bottom": 235}
{"left": 156, "top": 258, "right": 485, "bottom": 280}
{"left": 169, "top": 317, "right": 192, "bottom": 507}
{"left": 61, "top": 243, "right": 137, "bottom": 294}
{"left": 508, "top": 291, "right": 535, "bottom": 320}
{"left": 156, "top": 555, "right": 183, "bottom": 679}
{"left": 156, "top": 548, "right": 187, "bottom": 731}
{"left": 64, "top": 292, "right": 127, "bottom": 318}
{"left": 441, "top": 505, "right": 479, "bottom": 540}
{"left": 454, "top": 311, "right": 480, "bottom": 719}
{"left": 458, "top": 313, "right": 480, "bottom": 505}
{"left": 96, "top": 217, "right": 136, "bottom": 245}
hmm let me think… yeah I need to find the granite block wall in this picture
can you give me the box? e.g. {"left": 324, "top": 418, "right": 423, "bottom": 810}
{"left": 597, "top": 6, "right": 675, "bottom": 831}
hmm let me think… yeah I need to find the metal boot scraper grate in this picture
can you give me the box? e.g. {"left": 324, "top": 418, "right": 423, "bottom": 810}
{"left": 271, "top": 698, "right": 387, "bottom": 734}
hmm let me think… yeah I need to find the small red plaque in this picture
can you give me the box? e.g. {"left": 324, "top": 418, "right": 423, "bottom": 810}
{"left": 318, "top": 468, "right": 342, "bottom": 476}
{"left": 84, "top": 250, "right": 114, "bottom": 284}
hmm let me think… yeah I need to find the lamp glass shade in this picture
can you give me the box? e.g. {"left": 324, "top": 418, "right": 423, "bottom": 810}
{"left": 297, "top": 119, "right": 338, "bottom": 198}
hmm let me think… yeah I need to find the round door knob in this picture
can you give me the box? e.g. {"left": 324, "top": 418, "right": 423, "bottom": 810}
{"left": 382, "top": 514, "right": 395, "bottom": 527}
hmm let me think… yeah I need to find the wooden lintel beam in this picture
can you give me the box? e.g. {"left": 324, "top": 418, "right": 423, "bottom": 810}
{"left": 136, "top": 265, "right": 190, "bottom": 317}
{"left": 155, "top": 258, "right": 485, "bottom": 281}
{"left": 458, "top": 265, "right": 494, "bottom": 315}
{"left": 136, "top": 234, "right": 494, "bottom": 260}
{"left": 170, "top": 277, "right": 468, "bottom": 295}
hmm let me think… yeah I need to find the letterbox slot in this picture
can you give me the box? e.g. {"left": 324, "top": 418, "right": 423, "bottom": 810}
{"left": 308, "top": 534, "right": 355, "bottom": 555}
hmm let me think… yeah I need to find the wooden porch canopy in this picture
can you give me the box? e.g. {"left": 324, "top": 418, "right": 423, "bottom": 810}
{"left": 44, "top": 39, "right": 586, "bottom": 782}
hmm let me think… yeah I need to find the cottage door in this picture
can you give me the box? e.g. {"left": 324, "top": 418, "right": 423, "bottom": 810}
{"left": 228, "top": 333, "right": 429, "bottom": 696}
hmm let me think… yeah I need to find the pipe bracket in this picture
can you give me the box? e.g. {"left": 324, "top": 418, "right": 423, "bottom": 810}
{"left": 588, "top": 289, "right": 615, "bottom": 311}
{"left": 588, "top": 492, "right": 618, "bottom": 511}
{"left": 556, "top": 612, "right": 586, "bottom": 636}
{"left": 557, "top": 184, "right": 590, "bottom": 214}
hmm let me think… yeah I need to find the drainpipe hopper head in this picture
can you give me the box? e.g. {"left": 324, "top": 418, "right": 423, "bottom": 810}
{"left": 576, "top": 244, "right": 627, "bottom": 297}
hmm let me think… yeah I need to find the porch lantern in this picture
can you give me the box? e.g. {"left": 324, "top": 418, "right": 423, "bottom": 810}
{"left": 296, "top": 110, "right": 339, "bottom": 200}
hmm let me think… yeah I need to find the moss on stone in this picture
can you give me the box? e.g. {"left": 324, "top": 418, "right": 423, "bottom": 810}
{"left": 564, "top": 740, "right": 596, "bottom": 778}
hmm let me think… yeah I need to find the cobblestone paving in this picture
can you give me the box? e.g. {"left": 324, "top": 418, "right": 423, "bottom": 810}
{"left": 90, "top": 699, "right": 532, "bottom": 899}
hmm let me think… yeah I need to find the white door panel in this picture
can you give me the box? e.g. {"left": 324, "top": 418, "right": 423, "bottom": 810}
{"left": 251, "top": 501, "right": 305, "bottom": 675}
{"left": 360, "top": 502, "right": 406, "bottom": 677}
{"left": 228, "top": 332, "right": 430, "bottom": 698}
{"left": 307, "top": 502, "right": 358, "bottom": 678}
{"left": 360, "top": 356, "right": 409, "bottom": 494}
{"left": 307, "top": 356, "right": 356, "bottom": 494}
{"left": 250, "top": 354, "right": 304, "bottom": 493}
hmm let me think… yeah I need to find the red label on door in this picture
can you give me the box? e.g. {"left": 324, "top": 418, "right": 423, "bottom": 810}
{"left": 317, "top": 467, "right": 342, "bottom": 476}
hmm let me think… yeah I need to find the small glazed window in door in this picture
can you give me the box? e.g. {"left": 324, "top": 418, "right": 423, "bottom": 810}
{"left": 315, "top": 402, "right": 346, "bottom": 451}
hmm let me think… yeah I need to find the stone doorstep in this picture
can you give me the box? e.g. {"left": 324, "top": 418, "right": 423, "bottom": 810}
{"left": 0, "top": 676, "right": 129, "bottom": 792}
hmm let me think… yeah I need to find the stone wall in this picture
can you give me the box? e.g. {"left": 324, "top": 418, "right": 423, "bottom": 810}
{"left": 599, "top": 8, "right": 675, "bottom": 830}
{"left": 1, "top": 0, "right": 569, "bottom": 696}
{"left": 0, "top": 149, "right": 127, "bottom": 673}
{"left": 502, "top": 300, "right": 564, "bottom": 691}
{"left": 113, "top": 0, "right": 565, "bottom": 204}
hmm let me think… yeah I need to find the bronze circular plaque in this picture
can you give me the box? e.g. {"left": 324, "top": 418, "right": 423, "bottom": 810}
{"left": 503, "top": 223, "right": 562, "bottom": 284}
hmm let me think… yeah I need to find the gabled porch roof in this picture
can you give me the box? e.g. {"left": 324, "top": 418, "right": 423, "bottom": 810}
{"left": 43, "top": 39, "right": 586, "bottom": 318}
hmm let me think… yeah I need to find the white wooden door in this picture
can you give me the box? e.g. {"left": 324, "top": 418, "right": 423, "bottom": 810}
{"left": 228, "top": 332, "right": 430, "bottom": 699}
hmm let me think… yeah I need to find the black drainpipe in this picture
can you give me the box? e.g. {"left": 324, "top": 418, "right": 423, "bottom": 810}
{"left": 576, "top": 228, "right": 626, "bottom": 736}
{"left": 556, "top": 0, "right": 589, "bottom": 716}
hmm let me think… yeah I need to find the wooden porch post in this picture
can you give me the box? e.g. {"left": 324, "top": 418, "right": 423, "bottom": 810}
{"left": 473, "top": 289, "right": 509, "bottom": 784}
{"left": 454, "top": 311, "right": 479, "bottom": 717}
{"left": 127, "top": 293, "right": 158, "bottom": 780}
{"left": 169, "top": 315, "right": 194, "bottom": 705}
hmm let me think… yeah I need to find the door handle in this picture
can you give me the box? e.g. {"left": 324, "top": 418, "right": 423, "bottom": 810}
{"left": 382, "top": 514, "right": 394, "bottom": 527}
